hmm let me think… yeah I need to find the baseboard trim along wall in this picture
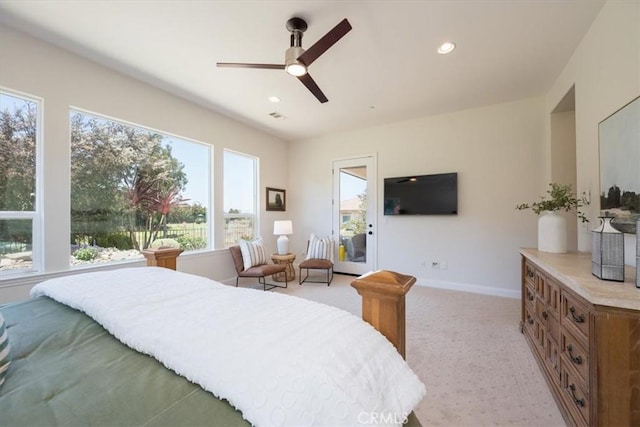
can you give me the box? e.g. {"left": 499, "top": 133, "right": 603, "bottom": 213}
{"left": 415, "top": 278, "right": 520, "bottom": 299}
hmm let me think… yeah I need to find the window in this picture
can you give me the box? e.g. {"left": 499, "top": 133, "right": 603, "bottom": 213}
{"left": 0, "top": 90, "right": 42, "bottom": 274}
{"left": 223, "top": 150, "right": 257, "bottom": 247}
{"left": 70, "top": 110, "right": 210, "bottom": 266}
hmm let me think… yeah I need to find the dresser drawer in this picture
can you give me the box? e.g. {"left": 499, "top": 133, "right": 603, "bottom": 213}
{"left": 561, "top": 329, "right": 589, "bottom": 386}
{"left": 544, "top": 333, "right": 560, "bottom": 382}
{"left": 561, "top": 366, "right": 590, "bottom": 426}
{"left": 545, "top": 278, "right": 560, "bottom": 317}
{"left": 523, "top": 306, "right": 542, "bottom": 355}
{"left": 523, "top": 305, "right": 535, "bottom": 334}
{"left": 524, "top": 260, "right": 536, "bottom": 286}
{"left": 524, "top": 283, "right": 536, "bottom": 309}
{"left": 536, "top": 298, "right": 559, "bottom": 344}
{"left": 561, "top": 292, "right": 590, "bottom": 342}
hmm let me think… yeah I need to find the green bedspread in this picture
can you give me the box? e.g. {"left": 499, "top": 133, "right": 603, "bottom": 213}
{"left": 0, "top": 296, "right": 421, "bottom": 427}
{"left": 0, "top": 296, "right": 250, "bottom": 426}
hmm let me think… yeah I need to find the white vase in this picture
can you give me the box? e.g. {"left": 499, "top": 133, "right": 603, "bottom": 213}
{"left": 538, "top": 211, "right": 567, "bottom": 253}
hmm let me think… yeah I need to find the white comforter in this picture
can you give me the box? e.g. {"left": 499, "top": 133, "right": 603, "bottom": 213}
{"left": 31, "top": 267, "right": 425, "bottom": 426}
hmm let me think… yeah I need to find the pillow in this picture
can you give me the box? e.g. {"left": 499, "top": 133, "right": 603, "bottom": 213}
{"left": 0, "top": 312, "right": 10, "bottom": 389}
{"left": 306, "top": 234, "right": 334, "bottom": 262}
{"left": 239, "top": 238, "right": 267, "bottom": 270}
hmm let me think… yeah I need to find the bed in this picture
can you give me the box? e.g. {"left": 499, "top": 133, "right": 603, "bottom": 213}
{"left": 0, "top": 267, "right": 424, "bottom": 426}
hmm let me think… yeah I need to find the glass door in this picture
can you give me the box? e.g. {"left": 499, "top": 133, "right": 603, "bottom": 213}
{"left": 332, "top": 155, "right": 376, "bottom": 275}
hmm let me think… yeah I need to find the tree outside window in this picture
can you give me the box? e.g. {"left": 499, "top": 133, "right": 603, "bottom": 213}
{"left": 70, "top": 111, "right": 210, "bottom": 266}
{"left": 0, "top": 91, "right": 40, "bottom": 274}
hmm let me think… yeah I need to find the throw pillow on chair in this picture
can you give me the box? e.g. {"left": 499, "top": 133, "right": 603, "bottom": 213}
{"left": 300, "top": 234, "right": 334, "bottom": 286}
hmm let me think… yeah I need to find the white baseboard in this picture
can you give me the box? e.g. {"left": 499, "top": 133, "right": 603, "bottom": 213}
{"left": 414, "top": 278, "right": 520, "bottom": 299}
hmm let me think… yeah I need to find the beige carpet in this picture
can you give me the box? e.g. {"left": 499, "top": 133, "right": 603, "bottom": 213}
{"left": 247, "top": 272, "right": 566, "bottom": 427}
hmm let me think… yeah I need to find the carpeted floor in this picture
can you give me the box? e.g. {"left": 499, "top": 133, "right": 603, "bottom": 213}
{"left": 248, "top": 272, "right": 566, "bottom": 427}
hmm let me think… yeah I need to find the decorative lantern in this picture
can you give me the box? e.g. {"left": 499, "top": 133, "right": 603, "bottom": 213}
{"left": 592, "top": 216, "right": 624, "bottom": 282}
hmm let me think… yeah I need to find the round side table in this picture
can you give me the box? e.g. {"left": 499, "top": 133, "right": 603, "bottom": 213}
{"left": 271, "top": 253, "right": 296, "bottom": 282}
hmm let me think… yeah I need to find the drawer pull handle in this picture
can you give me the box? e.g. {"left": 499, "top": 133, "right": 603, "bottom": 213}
{"left": 568, "top": 384, "right": 585, "bottom": 408}
{"left": 542, "top": 311, "right": 548, "bottom": 320}
{"left": 569, "top": 306, "right": 585, "bottom": 323}
{"left": 567, "top": 345, "right": 583, "bottom": 365}
{"left": 527, "top": 290, "right": 534, "bottom": 301}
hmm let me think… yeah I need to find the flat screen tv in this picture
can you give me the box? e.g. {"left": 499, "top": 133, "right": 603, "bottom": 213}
{"left": 384, "top": 172, "right": 458, "bottom": 215}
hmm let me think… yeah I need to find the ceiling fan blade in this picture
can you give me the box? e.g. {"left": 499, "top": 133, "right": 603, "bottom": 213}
{"left": 217, "top": 63, "right": 285, "bottom": 70}
{"left": 298, "top": 18, "right": 352, "bottom": 66}
{"left": 297, "top": 73, "right": 328, "bottom": 103}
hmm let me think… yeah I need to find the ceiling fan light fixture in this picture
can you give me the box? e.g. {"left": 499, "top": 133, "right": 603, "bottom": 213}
{"left": 285, "top": 46, "right": 307, "bottom": 76}
{"left": 217, "top": 17, "right": 351, "bottom": 103}
{"left": 438, "top": 41, "right": 456, "bottom": 54}
{"left": 286, "top": 62, "right": 307, "bottom": 76}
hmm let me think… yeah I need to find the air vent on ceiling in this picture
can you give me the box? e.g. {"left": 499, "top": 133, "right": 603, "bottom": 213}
{"left": 269, "top": 112, "right": 287, "bottom": 120}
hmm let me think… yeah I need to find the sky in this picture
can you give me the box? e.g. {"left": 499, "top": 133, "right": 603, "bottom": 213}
{"left": 341, "top": 171, "right": 366, "bottom": 201}
{"left": 223, "top": 151, "right": 255, "bottom": 213}
{"left": 164, "top": 136, "right": 210, "bottom": 207}
{"left": 167, "top": 142, "right": 257, "bottom": 213}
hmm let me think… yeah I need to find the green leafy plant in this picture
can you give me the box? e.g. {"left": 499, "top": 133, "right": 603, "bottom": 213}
{"left": 73, "top": 247, "right": 99, "bottom": 261}
{"left": 516, "top": 183, "right": 589, "bottom": 223}
{"left": 95, "top": 232, "right": 134, "bottom": 250}
{"left": 175, "top": 235, "right": 206, "bottom": 251}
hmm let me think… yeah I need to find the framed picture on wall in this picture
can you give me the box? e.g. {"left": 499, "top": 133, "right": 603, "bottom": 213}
{"left": 266, "top": 187, "right": 286, "bottom": 211}
{"left": 598, "top": 95, "right": 640, "bottom": 234}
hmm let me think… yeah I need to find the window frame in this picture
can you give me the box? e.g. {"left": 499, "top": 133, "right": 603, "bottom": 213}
{"left": 0, "top": 88, "right": 44, "bottom": 276}
{"left": 68, "top": 107, "right": 213, "bottom": 266}
{"left": 223, "top": 149, "right": 259, "bottom": 247}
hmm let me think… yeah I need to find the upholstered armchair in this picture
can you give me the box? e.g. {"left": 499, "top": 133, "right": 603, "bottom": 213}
{"left": 229, "top": 245, "right": 287, "bottom": 291}
{"left": 299, "top": 234, "right": 334, "bottom": 286}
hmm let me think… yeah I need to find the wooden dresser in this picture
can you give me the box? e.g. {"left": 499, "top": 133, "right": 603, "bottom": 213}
{"left": 520, "top": 249, "right": 639, "bottom": 426}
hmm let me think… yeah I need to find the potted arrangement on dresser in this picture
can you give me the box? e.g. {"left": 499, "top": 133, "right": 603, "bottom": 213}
{"left": 516, "top": 183, "right": 589, "bottom": 253}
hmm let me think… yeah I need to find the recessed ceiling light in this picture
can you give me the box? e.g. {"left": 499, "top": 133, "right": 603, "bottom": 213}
{"left": 437, "top": 42, "right": 456, "bottom": 55}
{"left": 268, "top": 96, "right": 281, "bottom": 103}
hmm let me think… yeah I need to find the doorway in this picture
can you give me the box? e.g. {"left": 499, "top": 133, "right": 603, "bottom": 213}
{"left": 332, "top": 155, "right": 377, "bottom": 275}
{"left": 551, "top": 86, "right": 578, "bottom": 251}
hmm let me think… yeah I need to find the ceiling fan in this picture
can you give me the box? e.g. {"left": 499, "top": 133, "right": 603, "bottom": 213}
{"left": 217, "top": 17, "right": 352, "bottom": 103}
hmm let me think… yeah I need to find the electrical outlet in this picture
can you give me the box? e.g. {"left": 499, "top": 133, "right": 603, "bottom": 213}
{"left": 431, "top": 261, "right": 440, "bottom": 268}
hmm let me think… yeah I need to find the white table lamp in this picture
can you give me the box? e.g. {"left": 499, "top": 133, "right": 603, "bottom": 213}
{"left": 273, "top": 220, "right": 293, "bottom": 255}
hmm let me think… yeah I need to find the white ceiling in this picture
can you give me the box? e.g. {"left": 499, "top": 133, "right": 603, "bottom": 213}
{"left": 0, "top": 0, "right": 605, "bottom": 142}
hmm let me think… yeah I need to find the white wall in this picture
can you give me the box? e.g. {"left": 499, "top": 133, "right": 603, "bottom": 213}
{"left": 0, "top": 25, "right": 289, "bottom": 302}
{"left": 546, "top": 0, "right": 640, "bottom": 261}
{"left": 290, "top": 0, "right": 640, "bottom": 296}
{"left": 290, "top": 97, "right": 546, "bottom": 298}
